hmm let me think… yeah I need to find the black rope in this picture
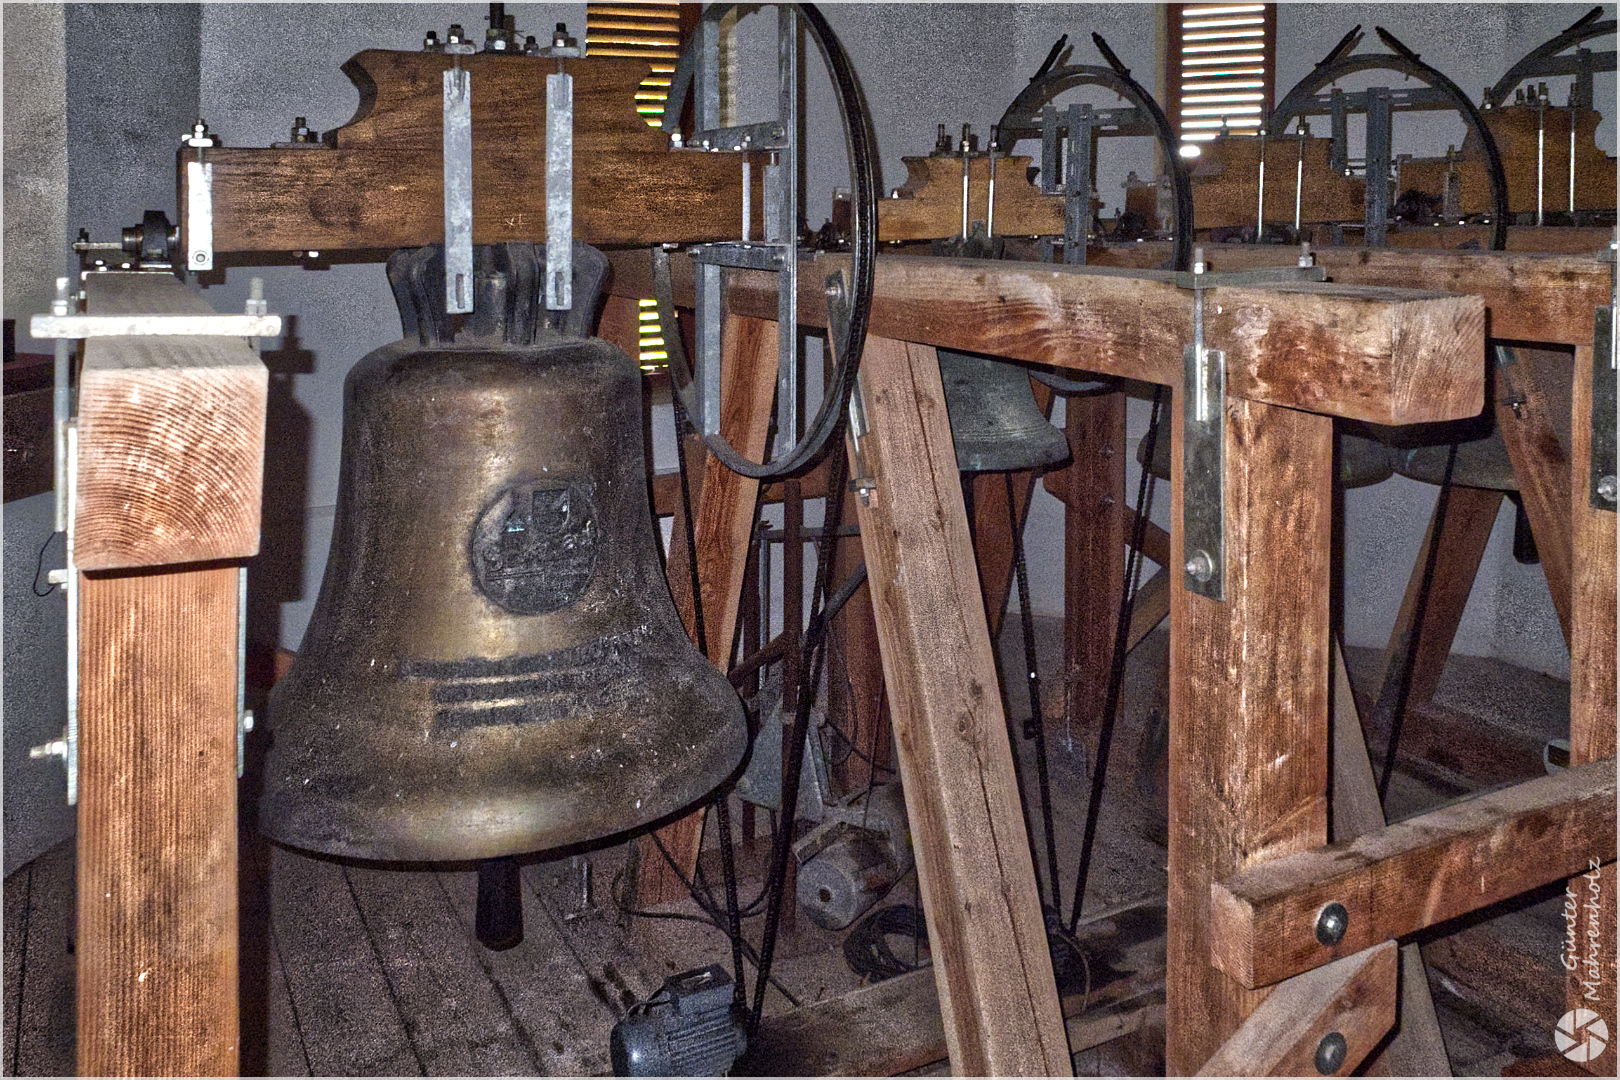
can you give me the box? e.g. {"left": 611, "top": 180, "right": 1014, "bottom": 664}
{"left": 1008, "top": 471, "right": 1061, "bottom": 915}
{"left": 714, "top": 798, "right": 747, "bottom": 1012}
{"left": 1375, "top": 442, "right": 1459, "bottom": 804}
{"left": 750, "top": 446, "right": 850, "bottom": 1030}
{"left": 1069, "top": 386, "right": 1164, "bottom": 931}
{"left": 671, "top": 392, "right": 709, "bottom": 659}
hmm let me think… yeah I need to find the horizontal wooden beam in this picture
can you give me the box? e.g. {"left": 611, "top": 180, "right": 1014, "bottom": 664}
{"left": 1210, "top": 759, "right": 1618, "bottom": 989}
{"left": 1196, "top": 942, "right": 1396, "bottom": 1077}
{"left": 1091, "top": 242, "right": 1611, "bottom": 348}
{"left": 608, "top": 250, "right": 1486, "bottom": 426}
{"left": 76, "top": 272, "right": 266, "bottom": 571}
{"left": 192, "top": 52, "right": 764, "bottom": 253}
{"left": 742, "top": 896, "right": 1167, "bottom": 1075}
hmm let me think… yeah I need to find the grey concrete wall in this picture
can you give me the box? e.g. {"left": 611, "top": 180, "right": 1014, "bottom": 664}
{"left": 4, "top": 3, "right": 69, "bottom": 326}
{"left": 65, "top": 3, "right": 203, "bottom": 249}
{"left": 3, "top": 493, "right": 74, "bottom": 875}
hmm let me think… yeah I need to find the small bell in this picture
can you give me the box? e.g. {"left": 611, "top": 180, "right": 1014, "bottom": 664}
{"left": 938, "top": 349, "right": 1071, "bottom": 473}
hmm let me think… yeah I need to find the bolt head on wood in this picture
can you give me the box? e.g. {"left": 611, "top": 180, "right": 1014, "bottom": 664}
{"left": 1313, "top": 1031, "right": 1347, "bottom": 1074}
{"left": 1314, "top": 901, "right": 1349, "bottom": 946}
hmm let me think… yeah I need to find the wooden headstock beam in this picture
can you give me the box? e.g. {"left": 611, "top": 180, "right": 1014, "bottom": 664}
{"left": 183, "top": 51, "right": 767, "bottom": 255}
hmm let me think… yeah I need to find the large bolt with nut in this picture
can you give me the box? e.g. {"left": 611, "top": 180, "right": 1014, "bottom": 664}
{"left": 1184, "top": 549, "right": 1215, "bottom": 583}
{"left": 1598, "top": 475, "right": 1617, "bottom": 503}
{"left": 1314, "top": 1031, "right": 1347, "bottom": 1074}
{"left": 1314, "top": 901, "right": 1349, "bottom": 946}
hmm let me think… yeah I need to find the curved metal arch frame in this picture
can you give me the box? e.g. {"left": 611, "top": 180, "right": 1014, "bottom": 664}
{"left": 653, "top": 3, "right": 878, "bottom": 482}
{"left": 1485, "top": 6, "right": 1616, "bottom": 109}
{"left": 1269, "top": 26, "right": 1510, "bottom": 251}
{"left": 996, "top": 33, "right": 1195, "bottom": 275}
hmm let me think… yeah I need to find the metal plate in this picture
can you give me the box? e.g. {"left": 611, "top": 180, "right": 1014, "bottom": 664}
{"left": 1182, "top": 344, "right": 1226, "bottom": 601}
{"left": 1592, "top": 304, "right": 1617, "bottom": 512}
{"left": 442, "top": 68, "right": 474, "bottom": 314}
{"left": 545, "top": 71, "right": 573, "bottom": 311}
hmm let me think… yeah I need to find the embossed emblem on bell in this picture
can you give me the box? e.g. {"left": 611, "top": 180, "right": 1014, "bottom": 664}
{"left": 259, "top": 243, "right": 749, "bottom": 863}
{"left": 937, "top": 349, "right": 1071, "bottom": 473}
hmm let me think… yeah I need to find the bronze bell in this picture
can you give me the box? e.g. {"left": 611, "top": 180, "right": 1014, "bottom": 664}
{"left": 937, "top": 349, "right": 1071, "bottom": 473}
{"left": 259, "top": 243, "right": 748, "bottom": 863}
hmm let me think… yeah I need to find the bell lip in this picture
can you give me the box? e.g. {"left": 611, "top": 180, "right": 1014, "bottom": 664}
{"left": 256, "top": 745, "right": 745, "bottom": 866}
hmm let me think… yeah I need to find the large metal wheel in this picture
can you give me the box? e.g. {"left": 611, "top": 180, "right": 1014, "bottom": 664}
{"left": 1269, "top": 25, "right": 1510, "bottom": 251}
{"left": 652, "top": 3, "right": 878, "bottom": 481}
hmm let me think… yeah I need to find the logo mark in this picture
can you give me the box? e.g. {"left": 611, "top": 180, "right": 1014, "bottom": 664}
{"left": 1556, "top": 1008, "right": 1609, "bottom": 1062}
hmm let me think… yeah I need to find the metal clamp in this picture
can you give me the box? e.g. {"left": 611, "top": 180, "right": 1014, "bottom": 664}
{"left": 183, "top": 122, "right": 215, "bottom": 272}
{"left": 1591, "top": 299, "right": 1616, "bottom": 512}
{"left": 1174, "top": 255, "right": 1327, "bottom": 602}
{"left": 30, "top": 420, "right": 79, "bottom": 805}
{"left": 442, "top": 66, "right": 474, "bottom": 314}
{"left": 545, "top": 67, "right": 574, "bottom": 310}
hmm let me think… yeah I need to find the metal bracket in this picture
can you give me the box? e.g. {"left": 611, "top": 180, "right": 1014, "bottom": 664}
{"left": 31, "top": 420, "right": 79, "bottom": 805}
{"left": 442, "top": 67, "right": 474, "bottom": 314}
{"left": 1591, "top": 302, "right": 1617, "bottom": 511}
{"left": 185, "top": 161, "right": 214, "bottom": 272}
{"left": 545, "top": 68, "right": 574, "bottom": 310}
{"left": 31, "top": 312, "right": 282, "bottom": 338}
{"left": 1170, "top": 258, "right": 1327, "bottom": 601}
{"left": 689, "top": 120, "right": 787, "bottom": 152}
{"left": 236, "top": 566, "right": 255, "bottom": 778}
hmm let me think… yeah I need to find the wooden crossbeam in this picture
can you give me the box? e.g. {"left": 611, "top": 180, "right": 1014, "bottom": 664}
{"left": 1091, "top": 242, "right": 1611, "bottom": 347}
{"left": 1210, "top": 759, "right": 1618, "bottom": 990}
{"left": 188, "top": 52, "right": 764, "bottom": 254}
{"left": 1195, "top": 942, "right": 1396, "bottom": 1077}
{"left": 607, "top": 250, "right": 1486, "bottom": 426}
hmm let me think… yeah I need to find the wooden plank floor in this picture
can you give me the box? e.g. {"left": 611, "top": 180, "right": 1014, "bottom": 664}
{"left": 3, "top": 623, "right": 1578, "bottom": 1076}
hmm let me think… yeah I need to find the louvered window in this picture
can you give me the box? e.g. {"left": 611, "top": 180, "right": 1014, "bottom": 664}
{"left": 587, "top": 4, "right": 695, "bottom": 370}
{"left": 586, "top": 3, "right": 689, "bottom": 127}
{"left": 1168, "top": 4, "right": 1277, "bottom": 157}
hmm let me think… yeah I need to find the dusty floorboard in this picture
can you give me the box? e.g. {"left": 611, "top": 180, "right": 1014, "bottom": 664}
{"left": 2, "top": 624, "right": 1579, "bottom": 1076}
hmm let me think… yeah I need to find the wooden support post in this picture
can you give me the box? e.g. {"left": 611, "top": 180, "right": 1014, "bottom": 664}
{"left": 827, "top": 527, "right": 890, "bottom": 792}
{"left": 1494, "top": 346, "right": 1574, "bottom": 642}
{"left": 1365, "top": 484, "right": 1504, "bottom": 758}
{"left": 1167, "top": 399, "right": 1333, "bottom": 1074}
{"left": 1196, "top": 942, "right": 1397, "bottom": 1077}
{"left": 850, "top": 335, "right": 1070, "bottom": 1075}
{"left": 1045, "top": 390, "right": 1127, "bottom": 742}
{"left": 636, "top": 315, "right": 777, "bottom": 906}
{"left": 72, "top": 271, "right": 267, "bottom": 1076}
{"left": 1566, "top": 334, "right": 1617, "bottom": 1073}
{"left": 1211, "top": 759, "right": 1616, "bottom": 989}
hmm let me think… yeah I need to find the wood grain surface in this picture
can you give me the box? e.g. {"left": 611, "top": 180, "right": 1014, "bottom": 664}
{"left": 1091, "top": 243, "right": 1611, "bottom": 348}
{"left": 1166, "top": 397, "right": 1333, "bottom": 1073}
{"left": 1494, "top": 347, "right": 1575, "bottom": 642}
{"left": 609, "top": 249, "right": 1488, "bottom": 425}
{"left": 194, "top": 51, "right": 766, "bottom": 253}
{"left": 1567, "top": 336, "right": 1617, "bottom": 1073}
{"left": 1195, "top": 941, "right": 1396, "bottom": 1077}
{"left": 877, "top": 154, "right": 1064, "bottom": 241}
{"left": 76, "top": 565, "right": 241, "bottom": 1076}
{"left": 1211, "top": 759, "right": 1617, "bottom": 990}
{"left": 77, "top": 272, "right": 266, "bottom": 571}
{"left": 849, "top": 335, "right": 1069, "bottom": 1075}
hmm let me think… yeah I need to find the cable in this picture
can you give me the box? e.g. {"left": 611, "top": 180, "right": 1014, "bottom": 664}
{"left": 1008, "top": 471, "right": 1061, "bottom": 915}
{"left": 1069, "top": 386, "right": 1165, "bottom": 931}
{"left": 842, "top": 904, "right": 929, "bottom": 984}
{"left": 750, "top": 446, "right": 851, "bottom": 1029}
{"left": 32, "top": 530, "right": 63, "bottom": 597}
